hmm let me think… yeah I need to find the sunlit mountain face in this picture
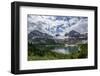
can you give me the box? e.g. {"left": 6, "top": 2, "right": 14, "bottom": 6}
{"left": 27, "top": 15, "right": 88, "bottom": 36}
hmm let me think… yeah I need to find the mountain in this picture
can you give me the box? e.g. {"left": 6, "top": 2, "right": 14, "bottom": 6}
{"left": 28, "top": 15, "right": 88, "bottom": 36}
{"left": 28, "top": 30, "right": 53, "bottom": 39}
{"left": 28, "top": 30, "right": 56, "bottom": 44}
{"left": 65, "top": 33, "right": 68, "bottom": 36}
{"left": 67, "top": 30, "right": 80, "bottom": 37}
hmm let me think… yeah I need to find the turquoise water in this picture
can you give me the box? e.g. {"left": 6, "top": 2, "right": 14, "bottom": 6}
{"left": 51, "top": 45, "right": 79, "bottom": 54}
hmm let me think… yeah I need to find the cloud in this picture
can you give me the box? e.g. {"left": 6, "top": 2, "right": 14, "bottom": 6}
{"left": 69, "top": 18, "right": 88, "bottom": 34}
{"left": 28, "top": 15, "right": 88, "bottom": 36}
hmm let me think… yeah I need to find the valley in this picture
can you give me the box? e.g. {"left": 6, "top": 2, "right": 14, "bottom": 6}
{"left": 28, "top": 30, "right": 88, "bottom": 60}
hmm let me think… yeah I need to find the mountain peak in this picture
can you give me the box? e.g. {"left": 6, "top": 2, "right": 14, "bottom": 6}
{"left": 28, "top": 30, "right": 53, "bottom": 40}
{"left": 28, "top": 15, "right": 88, "bottom": 36}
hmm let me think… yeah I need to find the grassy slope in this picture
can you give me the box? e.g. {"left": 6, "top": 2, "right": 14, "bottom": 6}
{"left": 28, "top": 44, "right": 88, "bottom": 61}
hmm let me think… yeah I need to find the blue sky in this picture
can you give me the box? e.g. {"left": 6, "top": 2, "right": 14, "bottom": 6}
{"left": 27, "top": 15, "right": 88, "bottom": 36}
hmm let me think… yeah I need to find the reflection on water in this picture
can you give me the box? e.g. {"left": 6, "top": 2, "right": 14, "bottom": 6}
{"left": 51, "top": 45, "right": 79, "bottom": 54}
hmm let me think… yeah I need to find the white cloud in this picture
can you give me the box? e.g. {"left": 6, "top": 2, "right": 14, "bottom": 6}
{"left": 69, "top": 18, "right": 88, "bottom": 34}
{"left": 28, "top": 15, "right": 88, "bottom": 36}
